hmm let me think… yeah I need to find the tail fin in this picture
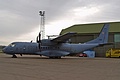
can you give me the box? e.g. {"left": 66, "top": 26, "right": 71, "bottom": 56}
{"left": 85, "top": 23, "right": 109, "bottom": 44}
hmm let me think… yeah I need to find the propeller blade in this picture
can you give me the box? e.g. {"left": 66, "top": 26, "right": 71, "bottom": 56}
{"left": 36, "top": 32, "right": 41, "bottom": 51}
{"left": 38, "top": 32, "right": 41, "bottom": 43}
{"left": 38, "top": 43, "right": 41, "bottom": 51}
{"left": 36, "top": 32, "right": 41, "bottom": 43}
{"left": 36, "top": 36, "right": 39, "bottom": 43}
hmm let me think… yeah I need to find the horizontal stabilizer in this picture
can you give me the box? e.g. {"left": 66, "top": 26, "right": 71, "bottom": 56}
{"left": 99, "top": 42, "right": 114, "bottom": 46}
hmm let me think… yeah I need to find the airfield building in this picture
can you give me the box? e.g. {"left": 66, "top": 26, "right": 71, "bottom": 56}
{"left": 60, "top": 22, "right": 120, "bottom": 57}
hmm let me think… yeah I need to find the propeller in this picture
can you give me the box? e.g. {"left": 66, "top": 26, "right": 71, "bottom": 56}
{"left": 37, "top": 32, "right": 41, "bottom": 51}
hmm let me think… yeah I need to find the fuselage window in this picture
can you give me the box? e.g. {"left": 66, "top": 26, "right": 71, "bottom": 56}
{"left": 40, "top": 47, "right": 60, "bottom": 50}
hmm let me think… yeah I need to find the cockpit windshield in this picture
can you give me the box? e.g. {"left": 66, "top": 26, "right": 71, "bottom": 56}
{"left": 9, "top": 43, "right": 16, "bottom": 47}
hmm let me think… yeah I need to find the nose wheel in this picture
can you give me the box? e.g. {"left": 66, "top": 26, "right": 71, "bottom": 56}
{"left": 12, "top": 54, "right": 17, "bottom": 58}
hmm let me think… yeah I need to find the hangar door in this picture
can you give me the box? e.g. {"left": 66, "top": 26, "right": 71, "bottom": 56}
{"left": 114, "top": 34, "right": 120, "bottom": 48}
{"left": 71, "top": 34, "right": 94, "bottom": 43}
{"left": 114, "top": 34, "right": 120, "bottom": 42}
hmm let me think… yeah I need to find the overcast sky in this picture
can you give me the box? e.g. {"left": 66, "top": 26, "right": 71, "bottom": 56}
{"left": 0, "top": 0, "right": 120, "bottom": 45}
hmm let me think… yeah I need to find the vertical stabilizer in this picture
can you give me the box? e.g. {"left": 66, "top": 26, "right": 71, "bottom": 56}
{"left": 85, "top": 24, "right": 109, "bottom": 44}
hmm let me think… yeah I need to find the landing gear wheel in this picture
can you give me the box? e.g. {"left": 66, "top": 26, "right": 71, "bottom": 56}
{"left": 58, "top": 57, "right": 61, "bottom": 59}
{"left": 49, "top": 56, "right": 61, "bottom": 59}
{"left": 55, "top": 57, "right": 61, "bottom": 59}
{"left": 49, "top": 57, "right": 53, "bottom": 59}
{"left": 12, "top": 54, "right": 17, "bottom": 58}
{"left": 20, "top": 54, "right": 22, "bottom": 56}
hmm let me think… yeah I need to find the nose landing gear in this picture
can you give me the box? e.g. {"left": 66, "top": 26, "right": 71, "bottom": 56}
{"left": 12, "top": 54, "right": 17, "bottom": 58}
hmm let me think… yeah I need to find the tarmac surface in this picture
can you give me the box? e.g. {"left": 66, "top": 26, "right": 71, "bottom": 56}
{"left": 0, "top": 53, "right": 120, "bottom": 80}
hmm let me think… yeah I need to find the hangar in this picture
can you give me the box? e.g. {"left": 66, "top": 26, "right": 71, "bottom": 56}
{"left": 60, "top": 22, "right": 120, "bottom": 57}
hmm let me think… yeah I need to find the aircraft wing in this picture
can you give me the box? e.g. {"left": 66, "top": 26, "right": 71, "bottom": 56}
{"left": 51, "top": 32, "right": 77, "bottom": 43}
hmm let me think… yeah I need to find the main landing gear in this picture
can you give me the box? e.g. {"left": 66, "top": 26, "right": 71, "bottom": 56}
{"left": 49, "top": 56, "right": 61, "bottom": 59}
{"left": 12, "top": 54, "right": 17, "bottom": 58}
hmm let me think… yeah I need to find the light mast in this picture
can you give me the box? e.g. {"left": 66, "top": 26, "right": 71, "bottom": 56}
{"left": 39, "top": 11, "right": 45, "bottom": 39}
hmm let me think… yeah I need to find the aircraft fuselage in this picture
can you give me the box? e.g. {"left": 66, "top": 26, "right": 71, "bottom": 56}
{"left": 3, "top": 42, "right": 98, "bottom": 57}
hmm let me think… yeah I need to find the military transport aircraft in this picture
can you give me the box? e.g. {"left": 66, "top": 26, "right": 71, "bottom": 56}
{"left": 3, "top": 24, "right": 109, "bottom": 58}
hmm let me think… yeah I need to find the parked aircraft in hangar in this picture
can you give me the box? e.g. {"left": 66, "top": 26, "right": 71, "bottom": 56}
{"left": 3, "top": 24, "right": 110, "bottom": 58}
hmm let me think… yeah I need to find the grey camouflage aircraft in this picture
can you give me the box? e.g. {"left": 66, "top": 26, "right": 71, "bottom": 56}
{"left": 3, "top": 24, "right": 110, "bottom": 58}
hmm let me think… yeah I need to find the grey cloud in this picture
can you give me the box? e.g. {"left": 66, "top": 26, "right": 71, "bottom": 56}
{"left": 0, "top": 0, "right": 81, "bottom": 37}
{"left": 82, "top": 0, "right": 120, "bottom": 22}
{"left": 0, "top": 0, "right": 120, "bottom": 45}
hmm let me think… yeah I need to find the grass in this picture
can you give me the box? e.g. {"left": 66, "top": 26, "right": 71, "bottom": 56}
{"left": 0, "top": 49, "right": 3, "bottom": 53}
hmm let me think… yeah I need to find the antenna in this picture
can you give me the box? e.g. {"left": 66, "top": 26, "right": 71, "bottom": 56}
{"left": 39, "top": 11, "right": 45, "bottom": 39}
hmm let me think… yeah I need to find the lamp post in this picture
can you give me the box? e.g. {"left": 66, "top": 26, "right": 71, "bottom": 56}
{"left": 39, "top": 11, "right": 45, "bottom": 39}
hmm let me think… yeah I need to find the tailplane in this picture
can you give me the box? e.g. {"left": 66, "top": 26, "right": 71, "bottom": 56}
{"left": 85, "top": 23, "right": 109, "bottom": 44}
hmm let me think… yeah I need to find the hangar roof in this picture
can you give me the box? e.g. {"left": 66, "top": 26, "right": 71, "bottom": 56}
{"left": 60, "top": 22, "right": 120, "bottom": 35}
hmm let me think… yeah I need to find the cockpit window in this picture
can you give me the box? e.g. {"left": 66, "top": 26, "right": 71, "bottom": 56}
{"left": 9, "top": 43, "right": 16, "bottom": 47}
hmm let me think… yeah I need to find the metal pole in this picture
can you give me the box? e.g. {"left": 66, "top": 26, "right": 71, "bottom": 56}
{"left": 39, "top": 11, "right": 45, "bottom": 39}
